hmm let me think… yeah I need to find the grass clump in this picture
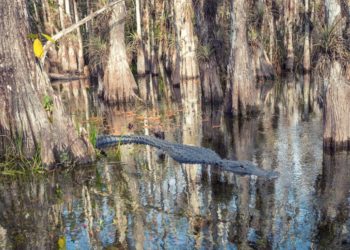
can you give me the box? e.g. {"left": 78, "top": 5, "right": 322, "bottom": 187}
{"left": 0, "top": 135, "right": 44, "bottom": 176}
{"left": 86, "top": 36, "right": 108, "bottom": 75}
{"left": 196, "top": 44, "right": 214, "bottom": 62}
{"left": 312, "top": 17, "right": 350, "bottom": 75}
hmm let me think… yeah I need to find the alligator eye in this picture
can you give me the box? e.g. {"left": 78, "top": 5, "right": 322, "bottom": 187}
{"left": 240, "top": 165, "right": 244, "bottom": 168}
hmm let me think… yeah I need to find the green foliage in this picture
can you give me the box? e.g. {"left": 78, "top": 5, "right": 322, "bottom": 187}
{"left": 48, "top": 0, "right": 58, "bottom": 9}
{"left": 248, "top": 1, "right": 265, "bottom": 30}
{"left": 43, "top": 95, "right": 54, "bottom": 112}
{"left": 89, "top": 124, "right": 98, "bottom": 147}
{"left": 126, "top": 31, "right": 141, "bottom": 55}
{"left": 312, "top": 18, "right": 350, "bottom": 62}
{"left": 166, "top": 35, "right": 176, "bottom": 50}
{"left": 113, "top": 143, "right": 122, "bottom": 161}
{"left": 248, "top": 28, "right": 259, "bottom": 47}
{"left": 158, "top": 77, "right": 165, "bottom": 96}
{"left": 41, "top": 33, "right": 55, "bottom": 43}
{"left": 27, "top": 33, "right": 39, "bottom": 40}
{"left": 196, "top": 44, "right": 214, "bottom": 62}
{"left": 312, "top": 17, "right": 350, "bottom": 76}
{"left": 87, "top": 36, "right": 108, "bottom": 75}
{"left": 0, "top": 134, "right": 44, "bottom": 176}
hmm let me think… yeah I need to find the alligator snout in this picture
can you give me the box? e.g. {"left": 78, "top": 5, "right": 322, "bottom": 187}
{"left": 219, "top": 160, "right": 279, "bottom": 179}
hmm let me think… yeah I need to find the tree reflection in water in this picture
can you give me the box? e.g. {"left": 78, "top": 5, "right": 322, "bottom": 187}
{"left": 0, "top": 78, "right": 349, "bottom": 249}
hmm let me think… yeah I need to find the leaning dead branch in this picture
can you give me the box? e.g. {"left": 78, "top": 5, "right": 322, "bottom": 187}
{"left": 41, "top": 0, "right": 123, "bottom": 64}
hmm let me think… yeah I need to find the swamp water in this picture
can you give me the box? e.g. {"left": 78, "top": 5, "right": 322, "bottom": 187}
{"left": 0, "top": 77, "right": 349, "bottom": 250}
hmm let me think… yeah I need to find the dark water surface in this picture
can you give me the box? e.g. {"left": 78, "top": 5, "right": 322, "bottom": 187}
{"left": 0, "top": 78, "right": 349, "bottom": 249}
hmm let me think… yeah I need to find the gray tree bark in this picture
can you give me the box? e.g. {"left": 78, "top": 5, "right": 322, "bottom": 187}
{"left": 323, "top": 62, "right": 350, "bottom": 151}
{"left": 226, "top": 0, "right": 260, "bottom": 116}
{"left": 174, "top": 0, "right": 201, "bottom": 112}
{"left": 0, "top": 0, "right": 94, "bottom": 167}
{"left": 100, "top": 0, "right": 138, "bottom": 103}
{"left": 195, "top": 0, "right": 223, "bottom": 103}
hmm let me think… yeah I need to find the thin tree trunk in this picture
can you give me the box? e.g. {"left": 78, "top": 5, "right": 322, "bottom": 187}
{"left": 285, "top": 0, "right": 295, "bottom": 71}
{"left": 0, "top": 0, "right": 94, "bottom": 166}
{"left": 196, "top": 0, "right": 223, "bottom": 104}
{"left": 73, "top": 0, "right": 84, "bottom": 73}
{"left": 157, "top": 3, "right": 173, "bottom": 102}
{"left": 65, "top": 0, "right": 71, "bottom": 19}
{"left": 58, "top": 0, "right": 65, "bottom": 29}
{"left": 174, "top": 0, "right": 201, "bottom": 112}
{"left": 266, "top": 0, "right": 276, "bottom": 62}
{"left": 149, "top": 0, "right": 157, "bottom": 105}
{"left": 303, "top": 0, "right": 311, "bottom": 73}
{"left": 135, "top": 0, "right": 147, "bottom": 100}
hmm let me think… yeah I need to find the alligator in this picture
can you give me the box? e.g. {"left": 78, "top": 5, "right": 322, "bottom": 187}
{"left": 96, "top": 135, "right": 279, "bottom": 179}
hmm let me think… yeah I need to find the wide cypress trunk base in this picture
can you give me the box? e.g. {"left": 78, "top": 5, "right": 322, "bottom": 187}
{"left": 100, "top": 1, "right": 137, "bottom": 104}
{"left": 0, "top": 0, "right": 94, "bottom": 168}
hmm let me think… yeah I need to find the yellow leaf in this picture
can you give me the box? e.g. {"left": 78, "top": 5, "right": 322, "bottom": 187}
{"left": 33, "top": 39, "right": 44, "bottom": 58}
{"left": 41, "top": 33, "right": 55, "bottom": 43}
{"left": 58, "top": 236, "right": 66, "bottom": 250}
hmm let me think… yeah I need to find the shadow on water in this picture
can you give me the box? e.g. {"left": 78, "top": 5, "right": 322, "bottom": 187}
{"left": 0, "top": 77, "right": 349, "bottom": 249}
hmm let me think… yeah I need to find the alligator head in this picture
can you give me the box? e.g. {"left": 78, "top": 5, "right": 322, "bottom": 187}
{"left": 218, "top": 160, "right": 279, "bottom": 179}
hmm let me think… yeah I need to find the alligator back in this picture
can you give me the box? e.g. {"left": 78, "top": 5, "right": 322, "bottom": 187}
{"left": 96, "top": 134, "right": 222, "bottom": 164}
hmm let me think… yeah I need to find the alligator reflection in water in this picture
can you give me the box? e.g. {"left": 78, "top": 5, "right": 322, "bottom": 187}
{"left": 0, "top": 77, "right": 349, "bottom": 249}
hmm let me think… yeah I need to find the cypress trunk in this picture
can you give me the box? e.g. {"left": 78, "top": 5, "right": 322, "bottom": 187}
{"left": 285, "top": 0, "right": 295, "bottom": 71}
{"left": 196, "top": 0, "right": 223, "bottom": 103}
{"left": 226, "top": 0, "right": 259, "bottom": 116}
{"left": 174, "top": 0, "right": 201, "bottom": 111}
{"left": 0, "top": 0, "right": 94, "bottom": 167}
{"left": 323, "top": 62, "right": 350, "bottom": 151}
{"left": 136, "top": 0, "right": 147, "bottom": 100}
{"left": 100, "top": 0, "right": 137, "bottom": 104}
{"left": 303, "top": 0, "right": 311, "bottom": 73}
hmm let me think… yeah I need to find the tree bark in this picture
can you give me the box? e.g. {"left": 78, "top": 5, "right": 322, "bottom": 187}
{"left": 100, "top": 0, "right": 138, "bottom": 104}
{"left": 174, "top": 0, "right": 201, "bottom": 111}
{"left": 285, "top": 0, "right": 295, "bottom": 71}
{"left": 323, "top": 61, "right": 350, "bottom": 151}
{"left": 303, "top": 0, "right": 311, "bottom": 73}
{"left": 321, "top": 1, "right": 349, "bottom": 151}
{"left": 135, "top": 0, "right": 147, "bottom": 100}
{"left": 0, "top": 0, "right": 94, "bottom": 167}
{"left": 226, "top": 0, "right": 260, "bottom": 116}
{"left": 73, "top": 0, "right": 84, "bottom": 73}
{"left": 195, "top": 0, "right": 223, "bottom": 104}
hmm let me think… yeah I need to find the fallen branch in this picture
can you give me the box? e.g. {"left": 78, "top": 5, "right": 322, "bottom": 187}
{"left": 41, "top": 0, "right": 123, "bottom": 64}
